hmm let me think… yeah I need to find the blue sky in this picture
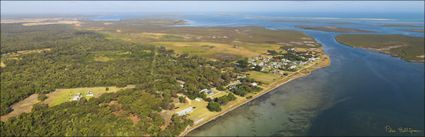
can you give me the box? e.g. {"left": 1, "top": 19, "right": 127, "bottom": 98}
{"left": 1, "top": 1, "right": 424, "bottom": 15}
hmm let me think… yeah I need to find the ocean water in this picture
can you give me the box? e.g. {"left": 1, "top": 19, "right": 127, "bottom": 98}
{"left": 91, "top": 12, "right": 424, "bottom": 136}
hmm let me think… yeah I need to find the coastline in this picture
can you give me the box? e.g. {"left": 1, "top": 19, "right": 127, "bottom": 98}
{"left": 179, "top": 54, "right": 331, "bottom": 136}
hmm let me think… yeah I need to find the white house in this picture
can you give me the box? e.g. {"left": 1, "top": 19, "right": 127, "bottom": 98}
{"left": 194, "top": 98, "right": 203, "bottom": 102}
{"left": 177, "top": 80, "right": 185, "bottom": 88}
{"left": 251, "top": 82, "right": 258, "bottom": 87}
{"left": 200, "top": 89, "right": 213, "bottom": 95}
{"left": 71, "top": 93, "right": 81, "bottom": 101}
{"left": 86, "top": 91, "right": 94, "bottom": 97}
{"left": 176, "top": 107, "right": 194, "bottom": 116}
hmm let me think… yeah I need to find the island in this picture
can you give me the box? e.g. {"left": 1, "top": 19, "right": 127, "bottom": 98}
{"left": 381, "top": 24, "right": 424, "bottom": 28}
{"left": 336, "top": 34, "right": 424, "bottom": 62}
{"left": 297, "top": 25, "right": 373, "bottom": 33}
{"left": 408, "top": 29, "right": 425, "bottom": 33}
{"left": 0, "top": 18, "right": 330, "bottom": 136}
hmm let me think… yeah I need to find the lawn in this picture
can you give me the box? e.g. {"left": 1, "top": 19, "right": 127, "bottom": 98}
{"left": 208, "top": 89, "right": 229, "bottom": 99}
{"left": 247, "top": 71, "right": 281, "bottom": 84}
{"left": 44, "top": 86, "right": 133, "bottom": 107}
{"left": 173, "top": 98, "right": 211, "bottom": 124}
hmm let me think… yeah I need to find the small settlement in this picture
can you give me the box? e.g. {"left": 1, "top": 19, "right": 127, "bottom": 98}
{"left": 172, "top": 46, "right": 324, "bottom": 119}
{"left": 248, "top": 47, "right": 320, "bottom": 75}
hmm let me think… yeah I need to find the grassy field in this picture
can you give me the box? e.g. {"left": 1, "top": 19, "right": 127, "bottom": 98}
{"left": 102, "top": 31, "right": 288, "bottom": 60}
{"left": 152, "top": 41, "right": 265, "bottom": 59}
{"left": 103, "top": 32, "right": 188, "bottom": 42}
{"left": 113, "top": 34, "right": 286, "bottom": 60}
{"left": 336, "top": 34, "right": 424, "bottom": 62}
{"left": 83, "top": 19, "right": 319, "bottom": 61}
{"left": 44, "top": 86, "right": 133, "bottom": 107}
{"left": 247, "top": 71, "right": 282, "bottom": 84}
{"left": 89, "top": 50, "right": 132, "bottom": 62}
{"left": 1, "top": 85, "right": 134, "bottom": 121}
{"left": 102, "top": 30, "right": 298, "bottom": 60}
{"left": 82, "top": 20, "right": 309, "bottom": 44}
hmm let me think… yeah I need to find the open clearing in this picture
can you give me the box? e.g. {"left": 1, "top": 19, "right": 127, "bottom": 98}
{"left": 83, "top": 21, "right": 316, "bottom": 60}
{"left": 1, "top": 85, "right": 134, "bottom": 121}
{"left": 152, "top": 42, "right": 265, "bottom": 59}
{"left": 89, "top": 50, "right": 132, "bottom": 62}
{"left": 104, "top": 31, "right": 283, "bottom": 60}
{"left": 45, "top": 85, "right": 134, "bottom": 107}
{"left": 2, "top": 48, "right": 51, "bottom": 58}
{"left": 247, "top": 71, "right": 282, "bottom": 84}
{"left": 0, "top": 94, "right": 40, "bottom": 121}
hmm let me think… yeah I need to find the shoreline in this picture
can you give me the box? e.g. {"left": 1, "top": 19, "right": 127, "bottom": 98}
{"left": 179, "top": 54, "right": 331, "bottom": 136}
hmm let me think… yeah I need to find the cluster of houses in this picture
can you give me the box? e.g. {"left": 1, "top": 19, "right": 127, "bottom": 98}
{"left": 248, "top": 48, "right": 320, "bottom": 74}
{"left": 174, "top": 78, "right": 260, "bottom": 116}
{"left": 71, "top": 91, "right": 94, "bottom": 101}
{"left": 194, "top": 35, "right": 229, "bottom": 40}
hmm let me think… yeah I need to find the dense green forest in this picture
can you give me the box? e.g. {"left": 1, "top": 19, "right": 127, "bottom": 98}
{"left": 0, "top": 24, "right": 238, "bottom": 136}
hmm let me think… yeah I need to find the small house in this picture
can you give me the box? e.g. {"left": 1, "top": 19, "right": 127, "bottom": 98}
{"left": 87, "top": 91, "right": 94, "bottom": 97}
{"left": 176, "top": 106, "right": 194, "bottom": 116}
{"left": 194, "top": 98, "right": 203, "bottom": 102}
{"left": 71, "top": 93, "right": 81, "bottom": 101}
{"left": 200, "top": 89, "right": 213, "bottom": 95}
{"left": 177, "top": 80, "right": 186, "bottom": 88}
